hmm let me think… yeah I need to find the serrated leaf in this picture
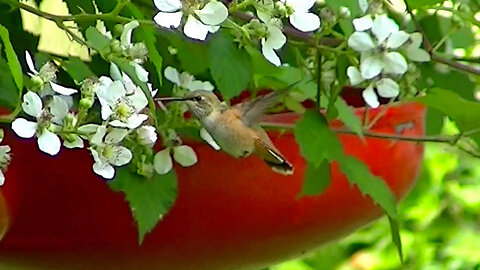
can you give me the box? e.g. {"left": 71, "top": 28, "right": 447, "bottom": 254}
{"left": 335, "top": 97, "right": 364, "bottom": 140}
{"left": 138, "top": 28, "right": 163, "bottom": 85}
{"left": 415, "top": 88, "right": 480, "bottom": 132}
{"left": 389, "top": 216, "right": 404, "bottom": 263}
{"left": 300, "top": 160, "right": 331, "bottom": 197}
{"left": 209, "top": 32, "right": 252, "bottom": 100}
{"left": 85, "top": 26, "right": 111, "bottom": 53}
{"left": 294, "top": 110, "right": 398, "bottom": 219}
{"left": 60, "top": 57, "right": 95, "bottom": 83}
{"left": 0, "top": 24, "right": 23, "bottom": 93}
{"left": 109, "top": 168, "right": 177, "bottom": 244}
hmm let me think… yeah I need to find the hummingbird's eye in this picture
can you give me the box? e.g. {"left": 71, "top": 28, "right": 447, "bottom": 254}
{"left": 193, "top": 96, "right": 202, "bottom": 102}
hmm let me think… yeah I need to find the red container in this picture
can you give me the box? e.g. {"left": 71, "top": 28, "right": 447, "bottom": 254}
{"left": 0, "top": 102, "right": 425, "bottom": 270}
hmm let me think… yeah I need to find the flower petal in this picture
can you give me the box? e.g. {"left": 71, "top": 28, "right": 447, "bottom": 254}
{"left": 406, "top": 48, "right": 431, "bottom": 62}
{"left": 360, "top": 55, "right": 383, "bottom": 79}
{"left": 362, "top": 84, "right": 379, "bottom": 108}
{"left": 409, "top": 32, "right": 423, "bottom": 49}
{"left": 49, "top": 82, "right": 78, "bottom": 96}
{"left": 154, "top": 148, "right": 173, "bottom": 174}
{"left": 12, "top": 118, "right": 37, "bottom": 138}
{"left": 173, "top": 145, "right": 198, "bottom": 167}
{"left": 91, "top": 125, "right": 107, "bottom": 145}
{"left": 289, "top": 12, "right": 320, "bottom": 32}
{"left": 120, "top": 20, "right": 139, "bottom": 48}
{"left": 386, "top": 31, "right": 409, "bottom": 49}
{"left": 372, "top": 14, "right": 399, "bottom": 43}
{"left": 347, "top": 66, "right": 365, "bottom": 85}
{"left": 105, "top": 128, "right": 129, "bottom": 144}
{"left": 25, "top": 51, "right": 38, "bottom": 74}
{"left": 129, "top": 88, "right": 149, "bottom": 112}
{"left": 352, "top": 15, "right": 373, "bottom": 31}
{"left": 164, "top": 66, "right": 181, "bottom": 85}
{"left": 153, "top": 11, "right": 183, "bottom": 29}
{"left": 348, "top": 32, "right": 376, "bottom": 52}
{"left": 64, "top": 135, "right": 84, "bottom": 149}
{"left": 126, "top": 114, "right": 148, "bottom": 129}
{"left": 154, "top": 0, "right": 182, "bottom": 12}
{"left": 50, "top": 96, "right": 69, "bottom": 124}
{"left": 133, "top": 62, "right": 149, "bottom": 82}
{"left": 37, "top": 130, "right": 61, "bottom": 156}
{"left": 195, "top": 1, "right": 228, "bottom": 25}
{"left": 261, "top": 43, "right": 282, "bottom": 66}
{"left": 98, "top": 80, "right": 126, "bottom": 104}
{"left": 200, "top": 128, "right": 220, "bottom": 150}
{"left": 93, "top": 159, "right": 115, "bottom": 179}
{"left": 383, "top": 52, "right": 408, "bottom": 75}
{"left": 110, "top": 63, "right": 123, "bottom": 81}
{"left": 22, "top": 91, "right": 43, "bottom": 118}
{"left": 376, "top": 78, "right": 399, "bottom": 98}
{"left": 137, "top": 125, "right": 157, "bottom": 146}
{"left": 183, "top": 15, "right": 210, "bottom": 40}
{"left": 109, "top": 146, "right": 132, "bottom": 166}
{"left": 286, "top": 0, "right": 315, "bottom": 12}
{"left": 78, "top": 124, "right": 99, "bottom": 135}
{"left": 185, "top": 80, "right": 214, "bottom": 91}
{"left": 265, "top": 25, "right": 286, "bottom": 50}
{"left": 358, "top": 0, "right": 369, "bottom": 13}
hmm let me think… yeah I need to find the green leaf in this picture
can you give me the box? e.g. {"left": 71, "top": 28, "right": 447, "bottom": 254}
{"left": 0, "top": 57, "right": 19, "bottom": 109}
{"left": 138, "top": 28, "right": 163, "bottom": 85}
{"left": 388, "top": 216, "right": 404, "bottom": 263}
{"left": 300, "top": 160, "right": 331, "bottom": 196}
{"left": 0, "top": 24, "right": 23, "bottom": 93}
{"left": 335, "top": 97, "right": 364, "bottom": 140}
{"left": 407, "top": 0, "right": 445, "bottom": 9}
{"left": 60, "top": 57, "right": 95, "bottom": 83}
{"left": 85, "top": 26, "right": 111, "bottom": 54}
{"left": 109, "top": 168, "right": 177, "bottom": 244}
{"left": 208, "top": 32, "right": 252, "bottom": 100}
{"left": 294, "top": 110, "right": 397, "bottom": 219}
{"left": 166, "top": 33, "right": 209, "bottom": 75}
{"left": 415, "top": 88, "right": 480, "bottom": 132}
{"left": 419, "top": 64, "right": 475, "bottom": 100}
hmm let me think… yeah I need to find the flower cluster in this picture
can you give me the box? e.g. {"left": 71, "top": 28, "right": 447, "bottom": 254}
{"left": 0, "top": 129, "right": 11, "bottom": 186}
{"left": 346, "top": 12, "right": 430, "bottom": 108}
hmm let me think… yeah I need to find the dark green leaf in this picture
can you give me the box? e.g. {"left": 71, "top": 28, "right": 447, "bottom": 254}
{"left": 415, "top": 88, "right": 480, "bottom": 132}
{"left": 300, "top": 160, "right": 331, "bottom": 196}
{"left": 138, "top": 28, "right": 163, "bottom": 86}
{"left": 295, "top": 110, "right": 398, "bottom": 219}
{"left": 60, "top": 57, "right": 95, "bottom": 83}
{"left": 0, "top": 24, "right": 23, "bottom": 92}
{"left": 167, "top": 34, "right": 209, "bottom": 75}
{"left": 85, "top": 27, "right": 111, "bottom": 54}
{"left": 0, "top": 57, "right": 19, "bottom": 109}
{"left": 425, "top": 108, "right": 444, "bottom": 136}
{"left": 407, "top": 0, "right": 445, "bottom": 9}
{"left": 419, "top": 64, "right": 475, "bottom": 100}
{"left": 109, "top": 168, "right": 177, "bottom": 244}
{"left": 208, "top": 32, "right": 252, "bottom": 100}
{"left": 388, "top": 216, "right": 404, "bottom": 263}
{"left": 335, "top": 97, "right": 364, "bottom": 140}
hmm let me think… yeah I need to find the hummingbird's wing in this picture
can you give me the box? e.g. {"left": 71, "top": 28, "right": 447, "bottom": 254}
{"left": 235, "top": 88, "right": 289, "bottom": 127}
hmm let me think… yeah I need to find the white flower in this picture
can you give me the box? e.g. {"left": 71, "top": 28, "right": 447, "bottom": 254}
{"left": 261, "top": 19, "right": 287, "bottom": 66}
{"left": 120, "top": 20, "right": 140, "bottom": 49}
{"left": 153, "top": 145, "right": 197, "bottom": 175}
{"left": 153, "top": 0, "right": 228, "bottom": 40}
{"left": 347, "top": 66, "right": 399, "bottom": 108}
{"left": 403, "top": 32, "right": 431, "bottom": 62}
{"left": 137, "top": 125, "right": 158, "bottom": 146}
{"left": 348, "top": 14, "right": 409, "bottom": 79}
{"left": 95, "top": 77, "right": 149, "bottom": 129}
{"left": 25, "top": 51, "right": 78, "bottom": 96}
{"left": 90, "top": 126, "right": 132, "bottom": 179}
{"left": 110, "top": 63, "right": 157, "bottom": 97}
{"left": 358, "top": 0, "right": 369, "bottom": 13}
{"left": 11, "top": 91, "right": 62, "bottom": 155}
{"left": 164, "top": 66, "right": 214, "bottom": 91}
{"left": 200, "top": 127, "right": 220, "bottom": 150}
{"left": 281, "top": 0, "right": 320, "bottom": 32}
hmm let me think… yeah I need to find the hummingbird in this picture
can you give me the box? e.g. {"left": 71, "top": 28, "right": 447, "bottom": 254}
{"left": 157, "top": 85, "right": 299, "bottom": 175}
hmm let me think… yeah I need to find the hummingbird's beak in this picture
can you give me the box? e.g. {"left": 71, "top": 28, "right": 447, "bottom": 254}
{"left": 155, "top": 97, "right": 191, "bottom": 102}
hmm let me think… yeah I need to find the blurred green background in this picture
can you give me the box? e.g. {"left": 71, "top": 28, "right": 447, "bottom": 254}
{"left": 272, "top": 119, "right": 480, "bottom": 270}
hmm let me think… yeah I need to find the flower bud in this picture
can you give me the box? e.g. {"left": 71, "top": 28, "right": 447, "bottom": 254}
{"left": 274, "top": 1, "right": 289, "bottom": 17}
{"left": 127, "top": 43, "right": 149, "bottom": 63}
{"left": 137, "top": 125, "right": 158, "bottom": 146}
{"left": 63, "top": 113, "right": 77, "bottom": 128}
{"left": 30, "top": 75, "right": 44, "bottom": 89}
{"left": 113, "top": 24, "right": 124, "bottom": 38}
{"left": 80, "top": 77, "right": 99, "bottom": 98}
{"left": 110, "top": 39, "right": 122, "bottom": 54}
{"left": 339, "top": 6, "right": 351, "bottom": 19}
{"left": 79, "top": 97, "right": 94, "bottom": 110}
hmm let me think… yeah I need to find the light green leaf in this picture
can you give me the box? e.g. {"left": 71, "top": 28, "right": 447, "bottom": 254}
{"left": 0, "top": 24, "right": 23, "bottom": 93}
{"left": 109, "top": 168, "right": 177, "bottom": 244}
{"left": 335, "top": 97, "right": 364, "bottom": 140}
{"left": 407, "top": 0, "right": 445, "bottom": 9}
{"left": 415, "top": 88, "right": 480, "bottom": 132}
{"left": 60, "top": 57, "right": 95, "bottom": 83}
{"left": 208, "top": 31, "right": 252, "bottom": 100}
{"left": 139, "top": 28, "right": 163, "bottom": 85}
{"left": 0, "top": 57, "right": 19, "bottom": 109}
{"left": 300, "top": 160, "right": 331, "bottom": 197}
{"left": 389, "top": 216, "right": 404, "bottom": 263}
{"left": 85, "top": 26, "right": 111, "bottom": 54}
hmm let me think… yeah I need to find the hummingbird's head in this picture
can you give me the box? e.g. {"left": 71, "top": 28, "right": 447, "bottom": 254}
{"left": 183, "top": 90, "right": 222, "bottom": 119}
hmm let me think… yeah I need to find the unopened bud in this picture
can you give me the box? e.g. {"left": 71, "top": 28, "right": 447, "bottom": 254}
{"left": 110, "top": 39, "right": 122, "bottom": 54}
{"left": 30, "top": 75, "right": 44, "bottom": 89}
{"left": 113, "top": 24, "right": 124, "bottom": 38}
{"left": 79, "top": 98, "right": 94, "bottom": 109}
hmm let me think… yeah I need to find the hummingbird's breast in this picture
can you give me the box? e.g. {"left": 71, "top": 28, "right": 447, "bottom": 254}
{"left": 202, "top": 110, "right": 258, "bottom": 158}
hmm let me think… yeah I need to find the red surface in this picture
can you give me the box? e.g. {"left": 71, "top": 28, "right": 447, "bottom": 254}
{"left": 0, "top": 102, "right": 425, "bottom": 270}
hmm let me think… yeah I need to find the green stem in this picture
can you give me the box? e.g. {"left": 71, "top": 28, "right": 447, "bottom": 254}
{"left": 229, "top": 0, "right": 254, "bottom": 12}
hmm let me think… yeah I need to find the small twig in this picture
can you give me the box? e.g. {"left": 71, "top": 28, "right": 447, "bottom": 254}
{"left": 404, "top": 0, "right": 432, "bottom": 52}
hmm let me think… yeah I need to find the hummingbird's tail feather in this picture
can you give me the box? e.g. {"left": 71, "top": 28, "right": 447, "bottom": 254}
{"left": 264, "top": 156, "right": 294, "bottom": 176}
{"left": 254, "top": 138, "right": 294, "bottom": 175}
